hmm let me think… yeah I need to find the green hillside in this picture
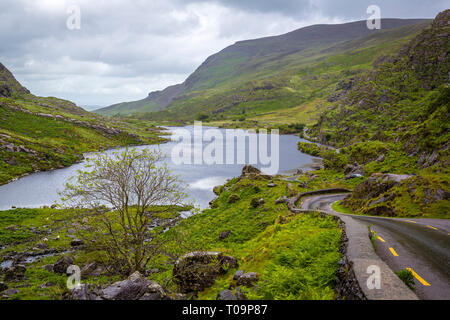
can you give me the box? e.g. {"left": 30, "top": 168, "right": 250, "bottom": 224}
{"left": 298, "top": 10, "right": 449, "bottom": 218}
{"left": 96, "top": 18, "right": 430, "bottom": 124}
{"left": 0, "top": 63, "right": 166, "bottom": 185}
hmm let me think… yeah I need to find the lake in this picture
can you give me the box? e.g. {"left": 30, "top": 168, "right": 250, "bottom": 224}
{"left": 0, "top": 126, "right": 320, "bottom": 210}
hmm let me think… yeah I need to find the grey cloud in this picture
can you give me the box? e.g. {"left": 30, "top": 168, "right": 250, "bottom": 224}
{"left": 0, "top": 0, "right": 447, "bottom": 106}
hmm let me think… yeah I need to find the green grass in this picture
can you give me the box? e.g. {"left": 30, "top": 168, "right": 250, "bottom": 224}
{"left": 395, "top": 269, "right": 415, "bottom": 291}
{"left": 331, "top": 201, "right": 353, "bottom": 215}
{"left": 0, "top": 175, "right": 343, "bottom": 300}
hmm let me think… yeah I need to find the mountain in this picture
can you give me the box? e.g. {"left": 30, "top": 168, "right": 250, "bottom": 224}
{"left": 0, "top": 63, "right": 164, "bottom": 185}
{"left": 96, "top": 18, "right": 430, "bottom": 120}
{"left": 300, "top": 10, "right": 449, "bottom": 218}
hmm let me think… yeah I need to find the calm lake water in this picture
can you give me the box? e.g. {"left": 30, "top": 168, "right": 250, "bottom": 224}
{"left": 0, "top": 126, "right": 320, "bottom": 210}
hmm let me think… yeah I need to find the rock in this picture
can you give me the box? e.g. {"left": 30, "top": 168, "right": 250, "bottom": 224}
{"left": 345, "top": 173, "right": 363, "bottom": 180}
{"left": 233, "top": 270, "right": 244, "bottom": 281}
{"left": 102, "top": 272, "right": 148, "bottom": 300}
{"left": 70, "top": 239, "right": 85, "bottom": 247}
{"left": 53, "top": 256, "right": 73, "bottom": 275}
{"left": 38, "top": 281, "right": 56, "bottom": 289}
{"left": 34, "top": 243, "right": 49, "bottom": 250}
{"left": 236, "top": 272, "right": 259, "bottom": 288}
{"left": 71, "top": 284, "right": 101, "bottom": 301}
{"left": 241, "top": 165, "right": 261, "bottom": 175}
{"left": 213, "top": 186, "right": 224, "bottom": 196}
{"left": 228, "top": 194, "right": 240, "bottom": 204}
{"left": 275, "top": 196, "right": 288, "bottom": 204}
{"left": 173, "top": 252, "right": 238, "bottom": 293}
{"left": 219, "top": 230, "right": 231, "bottom": 241}
{"left": 0, "top": 282, "right": 8, "bottom": 292}
{"left": 1, "top": 289, "right": 19, "bottom": 297}
{"left": 4, "top": 157, "right": 18, "bottom": 166}
{"left": 235, "top": 287, "right": 248, "bottom": 300}
{"left": 81, "top": 262, "right": 105, "bottom": 279}
{"left": 376, "top": 154, "right": 386, "bottom": 163}
{"left": 217, "top": 290, "right": 237, "bottom": 300}
{"left": 368, "top": 196, "right": 388, "bottom": 207}
{"left": 43, "top": 264, "right": 54, "bottom": 272}
{"left": 344, "top": 164, "right": 364, "bottom": 176}
{"left": 4, "top": 264, "right": 27, "bottom": 281}
{"left": 267, "top": 183, "right": 277, "bottom": 188}
{"left": 140, "top": 281, "right": 170, "bottom": 300}
{"left": 250, "top": 197, "right": 265, "bottom": 208}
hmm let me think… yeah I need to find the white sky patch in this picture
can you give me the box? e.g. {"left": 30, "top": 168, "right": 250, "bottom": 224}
{"left": 0, "top": 0, "right": 447, "bottom": 106}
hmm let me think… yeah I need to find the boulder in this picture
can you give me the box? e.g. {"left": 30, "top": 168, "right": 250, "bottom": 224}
{"left": 275, "top": 196, "right": 288, "bottom": 204}
{"left": 70, "top": 239, "right": 85, "bottom": 247}
{"left": 236, "top": 272, "right": 259, "bottom": 288}
{"left": 217, "top": 290, "right": 237, "bottom": 300}
{"left": 4, "top": 264, "right": 27, "bottom": 281}
{"left": 173, "top": 252, "right": 238, "bottom": 293}
{"left": 53, "top": 256, "right": 73, "bottom": 275}
{"left": 81, "top": 262, "right": 105, "bottom": 279}
{"left": 102, "top": 272, "right": 148, "bottom": 300}
{"left": 233, "top": 270, "right": 244, "bottom": 281}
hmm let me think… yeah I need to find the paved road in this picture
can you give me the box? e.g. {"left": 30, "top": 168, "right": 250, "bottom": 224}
{"left": 301, "top": 194, "right": 450, "bottom": 300}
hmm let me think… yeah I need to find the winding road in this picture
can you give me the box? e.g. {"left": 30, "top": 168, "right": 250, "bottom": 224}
{"left": 301, "top": 194, "right": 450, "bottom": 300}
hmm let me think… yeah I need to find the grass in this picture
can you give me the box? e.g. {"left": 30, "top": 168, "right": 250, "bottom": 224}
{"left": 395, "top": 269, "right": 415, "bottom": 291}
{"left": 0, "top": 173, "right": 343, "bottom": 300}
{"left": 331, "top": 201, "right": 353, "bottom": 215}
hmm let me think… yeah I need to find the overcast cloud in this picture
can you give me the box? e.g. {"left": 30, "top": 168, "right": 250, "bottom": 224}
{"left": 0, "top": 0, "right": 448, "bottom": 107}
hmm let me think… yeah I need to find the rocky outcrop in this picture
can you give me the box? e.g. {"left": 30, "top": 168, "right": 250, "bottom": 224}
{"left": 173, "top": 251, "right": 238, "bottom": 293}
{"left": 53, "top": 256, "right": 73, "bottom": 275}
{"left": 236, "top": 272, "right": 259, "bottom": 288}
{"left": 70, "top": 272, "right": 173, "bottom": 300}
{"left": 3, "top": 265, "right": 26, "bottom": 281}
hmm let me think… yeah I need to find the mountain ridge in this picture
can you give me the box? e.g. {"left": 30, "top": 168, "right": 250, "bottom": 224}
{"left": 96, "top": 18, "right": 430, "bottom": 117}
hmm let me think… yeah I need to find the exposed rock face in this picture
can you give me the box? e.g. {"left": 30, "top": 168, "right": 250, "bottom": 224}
{"left": 348, "top": 174, "right": 412, "bottom": 201}
{"left": 173, "top": 251, "right": 238, "bottom": 293}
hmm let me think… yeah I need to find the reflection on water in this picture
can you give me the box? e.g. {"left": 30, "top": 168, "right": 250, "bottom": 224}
{"left": 0, "top": 127, "right": 319, "bottom": 209}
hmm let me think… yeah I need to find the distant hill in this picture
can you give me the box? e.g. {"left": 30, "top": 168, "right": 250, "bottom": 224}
{"left": 0, "top": 63, "right": 163, "bottom": 185}
{"left": 96, "top": 18, "right": 430, "bottom": 119}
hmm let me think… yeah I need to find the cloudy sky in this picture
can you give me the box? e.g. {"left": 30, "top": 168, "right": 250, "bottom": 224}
{"left": 0, "top": 0, "right": 448, "bottom": 108}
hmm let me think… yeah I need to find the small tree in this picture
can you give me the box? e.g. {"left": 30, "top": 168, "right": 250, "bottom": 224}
{"left": 61, "top": 148, "right": 187, "bottom": 274}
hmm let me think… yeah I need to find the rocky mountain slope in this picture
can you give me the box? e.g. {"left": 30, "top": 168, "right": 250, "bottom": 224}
{"left": 301, "top": 10, "right": 449, "bottom": 218}
{"left": 96, "top": 19, "right": 430, "bottom": 121}
{"left": 0, "top": 63, "right": 165, "bottom": 185}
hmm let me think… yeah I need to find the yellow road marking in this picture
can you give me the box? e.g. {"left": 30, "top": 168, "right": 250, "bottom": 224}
{"left": 426, "top": 225, "right": 438, "bottom": 230}
{"left": 406, "top": 268, "right": 431, "bottom": 286}
{"left": 389, "top": 248, "right": 399, "bottom": 257}
{"left": 377, "top": 236, "right": 386, "bottom": 242}
{"left": 406, "top": 220, "right": 417, "bottom": 224}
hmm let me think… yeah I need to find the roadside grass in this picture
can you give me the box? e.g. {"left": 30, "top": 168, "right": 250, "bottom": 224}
{"left": 331, "top": 201, "right": 353, "bottom": 215}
